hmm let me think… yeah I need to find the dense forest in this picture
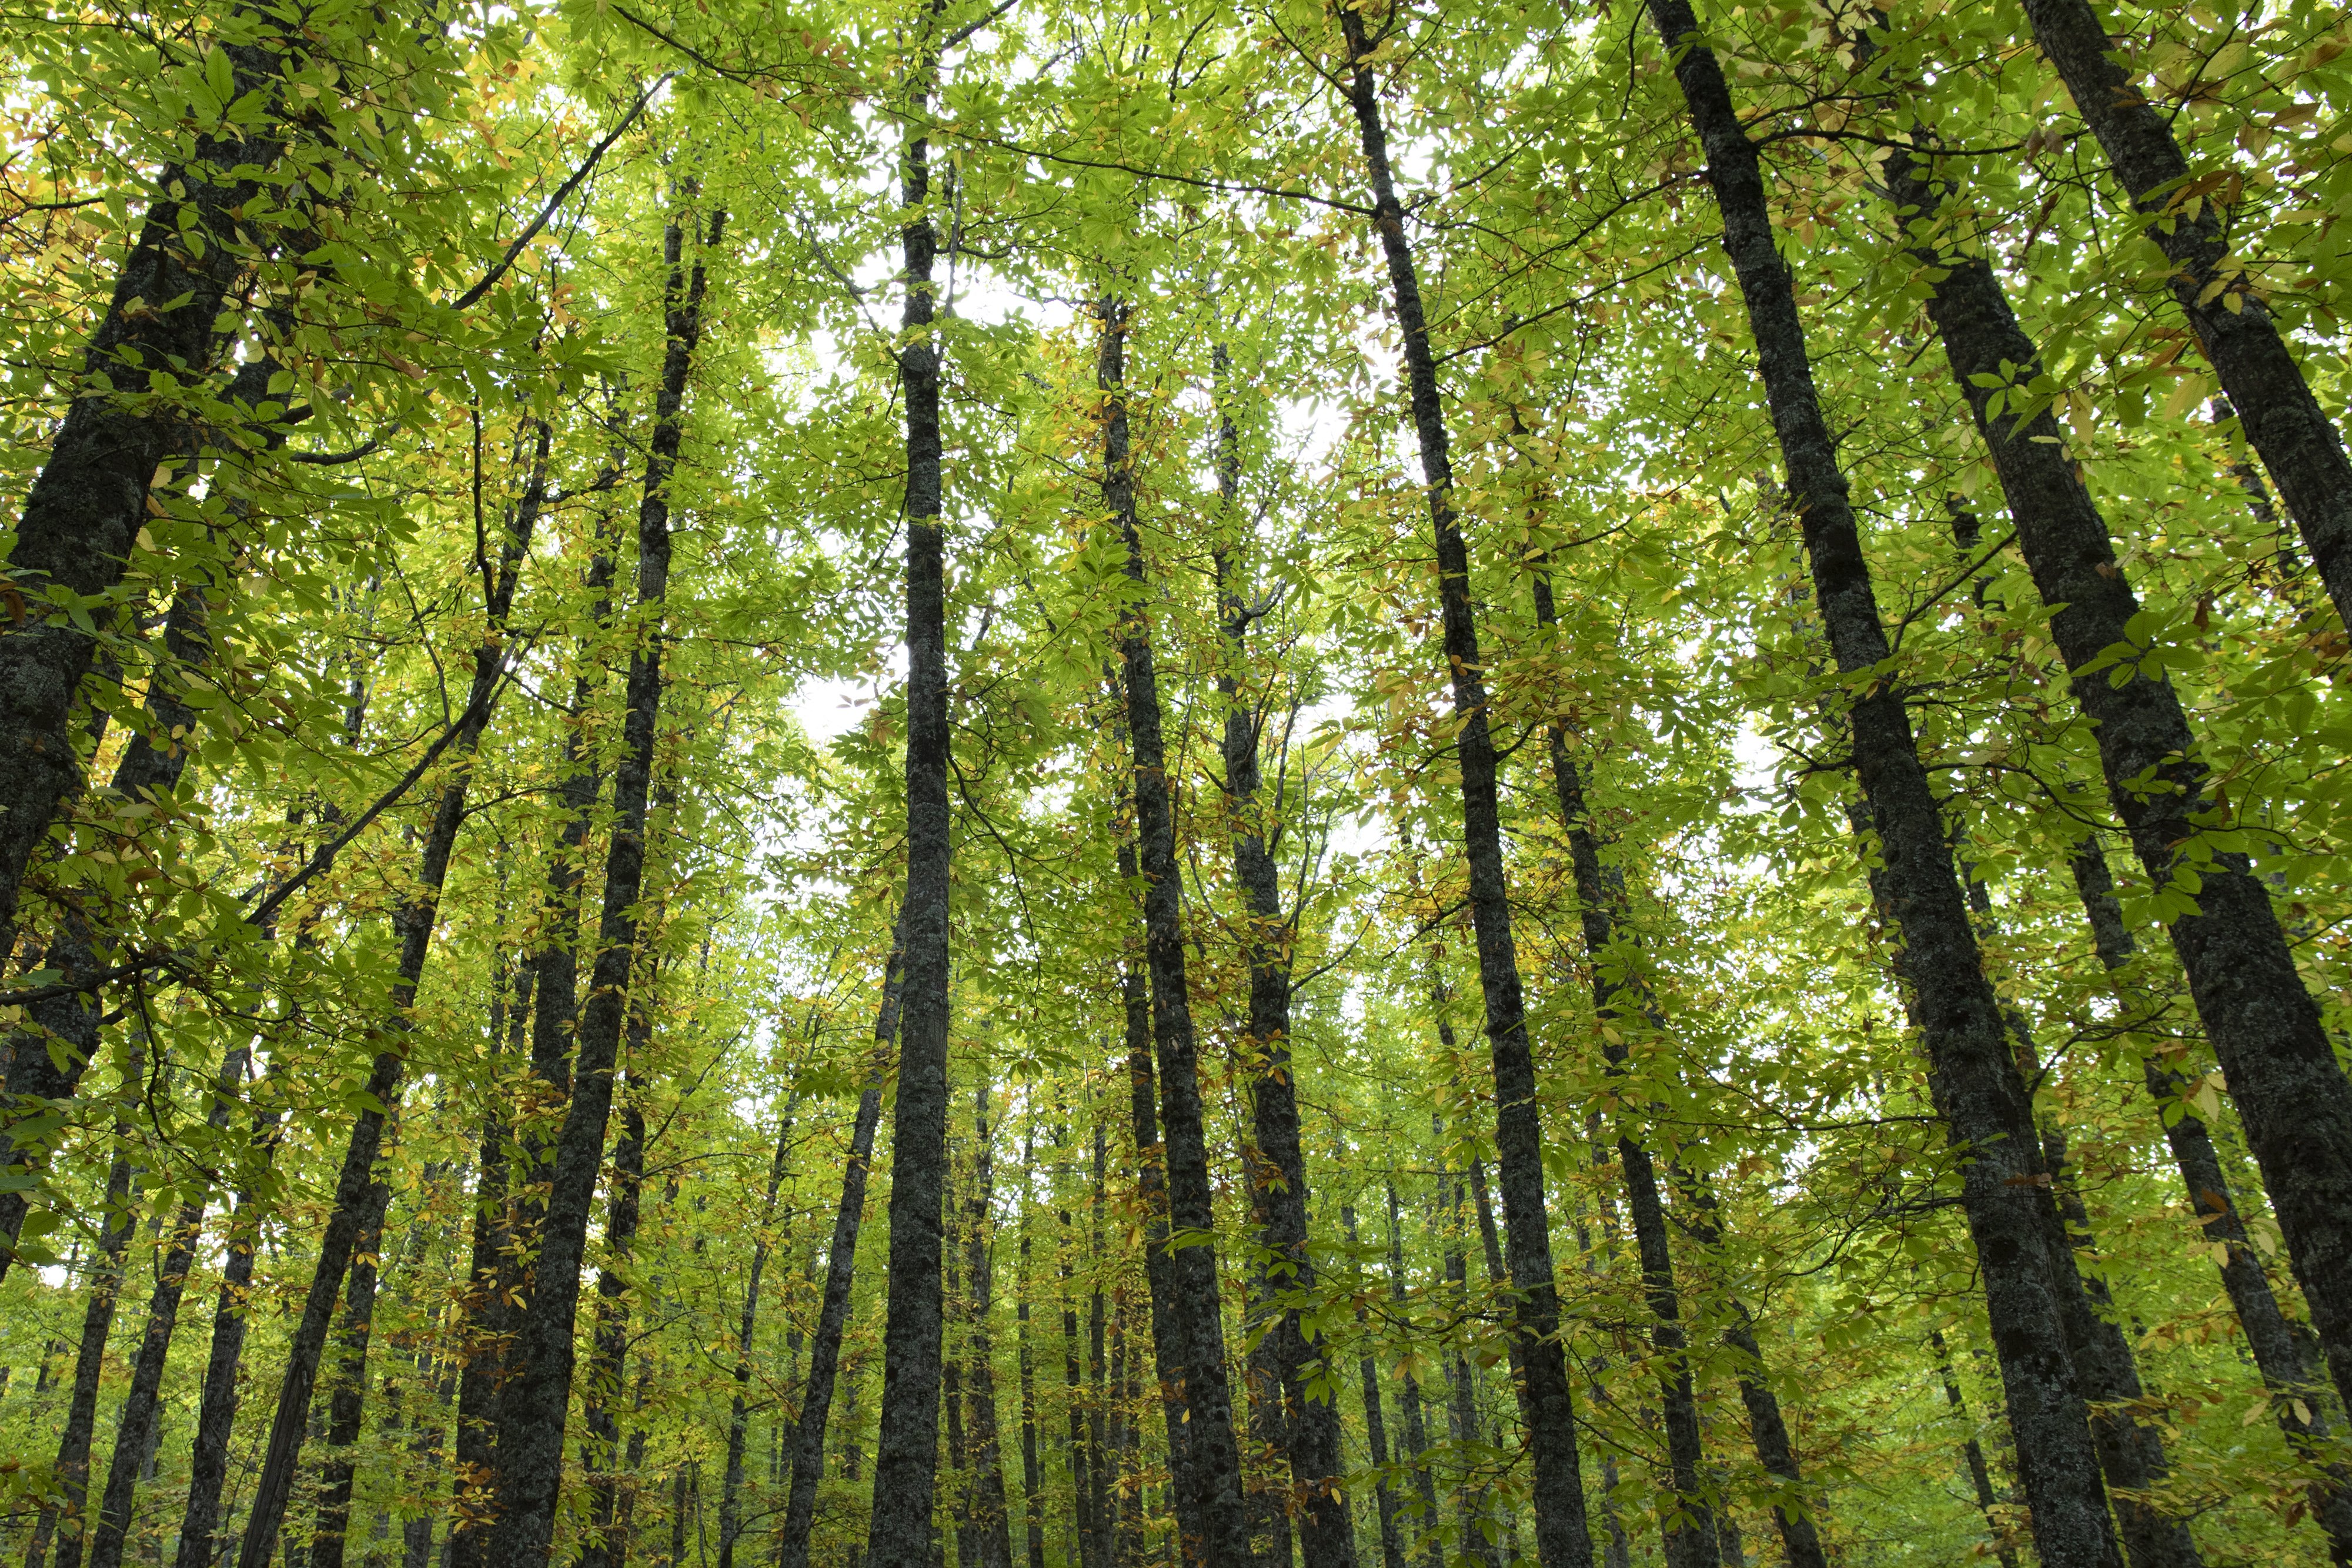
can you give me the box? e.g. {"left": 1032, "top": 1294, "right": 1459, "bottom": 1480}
{"left": 0, "top": 0, "right": 2348, "bottom": 1561}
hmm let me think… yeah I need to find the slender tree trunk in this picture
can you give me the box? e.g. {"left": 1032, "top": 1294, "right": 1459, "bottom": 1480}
{"left": 719, "top": 1084, "right": 806, "bottom": 1568}
{"left": 1932, "top": 1330, "right": 2022, "bottom": 1568}
{"left": 775, "top": 927, "right": 904, "bottom": 1568}
{"left": 578, "top": 1027, "right": 652, "bottom": 1568}
{"left": 308, "top": 1169, "right": 390, "bottom": 1568}
{"left": 1639, "top": 6, "right": 2119, "bottom": 1562}
{"left": 1885, "top": 139, "right": 2352, "bottom": 1427}
{"left": 947, "top": 1192, "right": 976, "bottom": 1568}
{"left": 1338, "top": 19, "right": 1595, "bottom": 1563}
{"left": 487, "top": 198, "right": 720, "bottom": 1568}
{"left": 1095, "top": 300, "right": 1250, "bottom": 1568}
{"left": 1059, "top": 1175, "right": 1097, "bottom": 1568}
{"left": 1017, "top": 1149, "right": 1048, "bottom": 1568}
{"left": 46, "top": 1094, "right": 141, "bottom": 1568}
{"left": 1091, "top": 1122, "right": 1114, "bottom": 1568}
{"left": 2071, "top": 841, "right": 2352, "bottom": 1562}
{"left": 1382, "top": 1183, "right": 1441, "bottom": 1568}
{"left": 1341, "top": 1206, "right": 1408, "bottom": 1568}
{"left": 232, "top": 423, "right": 545, "bottom": 1568}
{"left": 863, "top": 56, "right": 958, "bottom": 1563}
{"left": 1210, "top": 352, "right": 1352, "bottom": 1568}
{"left": 1437, "top": 1171, "right": 1498, "bottom": 1568}
{"left": 175, "top": 1072, "right": 283, "bottom": 1568}
{"left": 2013, "top": 0, "right": 2352, "bottom": 624}
{"left": 84, "top": 1044, "right": 241, "bottom": 1568}
{"left": 965, "top": 1079, "right": 1015, "bottom": 1568}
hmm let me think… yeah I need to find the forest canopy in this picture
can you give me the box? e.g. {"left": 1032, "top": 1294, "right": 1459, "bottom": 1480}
{"left": 0, "top": 0, "right": 2348, "bottom": 1563}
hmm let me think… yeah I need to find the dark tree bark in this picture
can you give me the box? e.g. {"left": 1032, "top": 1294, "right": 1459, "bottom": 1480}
{"left": 1436, "top": 1170, "right": 1499, "bottom": 1568}
{"left": 964, "top": 1078, "right": 1015, "bottom": 1568}
{"left": 46, "top": 1094, "right": 141, "bottom": 1568}
{"left": 1242, "top": 1299, "right": 1295, "bottom": 1568}
{"left": 1097, "top": 297, "right": 1250, "bottom": 1568}
{"left": 2012, "top": 0, "right": 2352, "bottom": 625}
{"left": 232, "top": 414, "right": 545, "bottom": 1568}
{"left": 1883, "top": 138, "right": 2352, "bottom": 1429}
{"left": 487, "top": 198, "right": 721, "bottom": 1568}
{"left": 1338, "top": 17, "right": 1596, "bottom": 1564}
{"left": 577, "top": 1024, "right": 650, "bottom": 1568}
{"left": 1059, "top": 1178, "right": 1098, "bottom": 1568}
{"left": 1090, "top": 1121, "right": 1114, "bottom": 1568}
{"left": 1639, "top": 6, "right": 2119, "bottom": 1562}
{"left": 1211, "top": 349, "right": 1355, "bottom": 1568}
{"left": 1382, "top": 1182, "right": 1442, "bottom": 1568}
{"left": 0, "top": 570, "right": 215, "bottom": 1282}
{"left": 862, "top": 58, "right": 958, "bottom": 1565}
{"left": 83, "top": 1042, "right": 242, "bottom": 1568}
{"left": 308, "top": 1172, "right": 390, "bottom": 1568}
{"left": 719, "top": 1082, "right": 806, "bottom": 1568}
{"left": 1932, "top": 1329, "right": 2022, "bottom": 1568}
{"left": 0, "top": 25, "right": 301, "bottom": 940}
{"left": 1016, "top": 1140, "right": 1049, "bottom": 1568}
{"left": 775, "top": 927, "right": 904, "bottom": 1568}
{"left": 2070, "top": 842, "right": 2352, "bottom": 1563}
{"left": 174, "top": 1065, "right": 283, "bottom": 1568}
{"left": 1340, "top": 1206, "right": 1408, "bottom": 1568}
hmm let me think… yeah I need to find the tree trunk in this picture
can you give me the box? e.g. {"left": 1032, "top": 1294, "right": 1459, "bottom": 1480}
{"left": 1382, "top": 1182, "right": 1442, "bottom": 1568}
{"left": 46, "top": 1102, "right": 141, "bottom": 1568}
{"left": 232, "top": 419, "right": 545, "bottom": 1568}
{"left": 1059, "top": 1174, "right": 1097, "bottom": 1568}
{"left": 308, "top": 1171, "right": 390, "bottom": 1568}
{"left": 774, "top": 925, "right": 904, "bottom": 1568}
{"left": 1437, "top": 1171, "right": 1499, "bottom": 1568}
{"left": 2013, "top": 0, "right": 2352, "bottom": 625}
{"left": 174, "top": 1068, "right": 284, "bottom": 1568}
{"left": 1341, "top": 1205, "right": 1408, "bottom": 1568}
{"left": 965, "top": 1078, "right": 1015, "bottom": 1568}
{"left": 83, "top": 1044, "right": 241, "bottom": 1568}
{"left": 1932, "top": 1329, "right": 2022, "bottom": 1568}
{"left": 1097, "top": 297, "right": 1250, "bottom": 1568}
{"left": 487, "top": 198, "right": 721, "bottom": 1568}
{"left": 1211, "top": 352, "right": 1352, "bottom": 1568}
{"left": 2070, "top": 841, "right": 2352, "bottom": 1562}
{"left": 1338, "top": 18, "right": 1596, "bottom": 1564}
{"left": 863, "top": 59, "right": 957, "bottom": 1565}
{"left": 0, "top": 27, "right": 296, "bottom": 940}
{"left": 577, "top": 1022, "right": 651, "bottom": 1568}
{"left": 1016, "top": 1142, "right": 1048, "bottom": 1568}
{"left": 1640, "top": 6, "right": 2119, "bottom": 1562}
{"left": 1885, "top": 138, "right": 2352, "bottom": 1427}
{"left": 719, "top": 1082, "right": 806, "bottom": 1568}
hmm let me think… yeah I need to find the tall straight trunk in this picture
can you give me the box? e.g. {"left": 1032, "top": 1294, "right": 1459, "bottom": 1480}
{"left": 965, "top": 1078, "right": 1015, "bottom": 1568}
{"left": 233, "top": 423, "right": 545, "bottom": 1568}
{"left": 719, "top": 1084, "right": 806, "bottom": 1568}
{"left": 1382, "top": 1182, "right": 1442, "bottom": 1568}
{"left": 1524, "top": 570, "right": 1726, "bottom": 1568}
{"left": 863, "top": 50, "right": 958, "bottom": 1562}
{"left": 1932, "top": 1329, "right": 2022, "bottom": 1568}
{"left": 774, "top": 926, "right": 904, "bottom": 1568}
{"left": 1090, "top": 1121, "right": 1114, "bottom": 1568}
{"left": 1885, "top": 140, "right": 2352, "bottom": 1426}
{"left": 308, "top": 1174, "right": 390, "bottom": 1568}
{"left": 1059, "top": 1176, "right": 1097, "bottom": 1568}
{"left": 1340, "top": 1206, "right": 1408, "bottom": 1568}
{"left": 46, "top": 1095, "right": 141, "bottom": 1568}
{"left": 2012, "top": 0, "right": 2352, "bottom": 624}
{"left": 1107, "top": 1310, "right": 1131, "bottom": 1568}
{"left": 1211, "top": 353, "right": 1352, "bottom": 1568}
{"left": 1338, "top": 20, "right": 1595, "bottom": 1564}
{"left": 174, "top": 1075, "right": 284, "bottom": 1568}
{"left": 1436, "top": 1171, "right": 1498, "bottom": 1568}
{"left": 1, "top": 573, "right": 214, "bottom": 1280}
{"left": 2069, "top": 843, "right": 2352, "bottom": 1562}
{"left": 946, "top": 1194, "right": 976, "bottom": 1568}
{"left": 1242, "top": 1298, "right": 1295, "bottom": 1568}
{"left": 1114, "top": 805, "right": 1199, "bottom": 1544}
{"left": 489, "top": 199, "right": 721, "bottom": 1568}
{"left": 445, "top": 961, "right": 532, "bottom": 1568}
{"left": 0, "top": 25, "right": 297, "bottom": 939}
{"left": 1639, "top": 6, "right": 2118, "bottom": 1562}
{"left": 1016, "top": 1153, "right": 1048, "bottom": 1568}
{"left": 578, "top": 1026, "right": 651, "bottom": 1568}
{"left": 1096, "top": 300, "right": 1249, "bottom": 1568}
{"left": 84, "top": 1044, "right": 242, "bottom": 1568}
